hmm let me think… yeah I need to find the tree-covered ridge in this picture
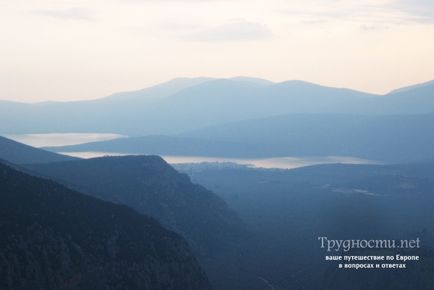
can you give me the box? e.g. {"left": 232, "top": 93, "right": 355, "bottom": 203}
{"left": 0, "top": 161, "right": 211, "bottom": 290}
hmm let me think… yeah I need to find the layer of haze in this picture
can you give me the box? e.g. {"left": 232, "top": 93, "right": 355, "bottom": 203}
{"left": 1, "top": 0, "right": 434, "bottom": 102}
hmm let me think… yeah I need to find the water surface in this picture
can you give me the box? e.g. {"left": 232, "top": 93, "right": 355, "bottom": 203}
{"left": 6, "top": 133, "right": 380, "bottom": 169}
{"left": 5, "top": 133, "right": 125, "bottom": 147}
{"left": 59, "top": 152, "right": 379, "bottom": 169}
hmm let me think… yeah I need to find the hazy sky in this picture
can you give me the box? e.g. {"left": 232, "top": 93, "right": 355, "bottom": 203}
{"left": 1, "top": 0, "right": 434, "bottom": 102}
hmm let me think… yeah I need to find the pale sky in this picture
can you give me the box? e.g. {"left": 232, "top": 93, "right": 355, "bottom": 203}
{"left": 1, "top": 0, "right": 434, "bottom": 102}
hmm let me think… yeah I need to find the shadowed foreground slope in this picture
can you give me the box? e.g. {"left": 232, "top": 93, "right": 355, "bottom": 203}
{"left": 27, "top": 156, "right": 244, "bottom": 255}
{"left": 27, "top": 155, "right": 245, "bottom": 289}
{"left": 0, "top": 161, "right": 211, "bottom": 290}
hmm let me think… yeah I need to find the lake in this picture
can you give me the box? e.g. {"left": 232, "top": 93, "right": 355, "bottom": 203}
{"left": 57, "top": 152, "right": 379, "bottom": 169}
{"left": 5, "top": 133, "right": 125, "bottom": 147}
{"left": 6, "top": 133, "right": 380, "bottom": 169}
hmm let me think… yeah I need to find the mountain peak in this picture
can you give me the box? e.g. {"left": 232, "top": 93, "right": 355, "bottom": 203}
{"left": 102, "top": 77, "right": 214, "bottom": 102}
{"left": 229, "top": 76, "right": 273, "bottom": 86}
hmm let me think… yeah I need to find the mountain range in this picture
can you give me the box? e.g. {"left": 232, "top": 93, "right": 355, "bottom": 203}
{"left": 2, "top": 76, "right": 434, "bottom": 290}
{"left": 1, "top": 77, "right": 434, "bottom": 135}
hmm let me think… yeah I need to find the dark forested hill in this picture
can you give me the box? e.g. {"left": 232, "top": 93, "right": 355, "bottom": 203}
{"left": 0, "top": 136, "right": 76, "bottom": 164}
{"left": 0, "top": 161, "right": 211, "bottom": 290}
{"left": 26, "top": 156, "right": 245, "bottom": 289}
{"left": 26, "top": 156, "right": 244, "bottom": 256}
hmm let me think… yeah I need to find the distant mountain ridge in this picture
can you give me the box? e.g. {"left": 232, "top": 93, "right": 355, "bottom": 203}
{"left": 2, "top": 77, "right": 433, "bottom": 135}
{"left": 180, "top": 112, "right": 434, "bottom": 162}
{"left": 101, "top": 77, "right": 214, "bottom": 102}
{"left": 388, "top": 80, "right": 434, "bottom": 95}
{"left": 50, "top": 113, "right": 434, "bottom": 163}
